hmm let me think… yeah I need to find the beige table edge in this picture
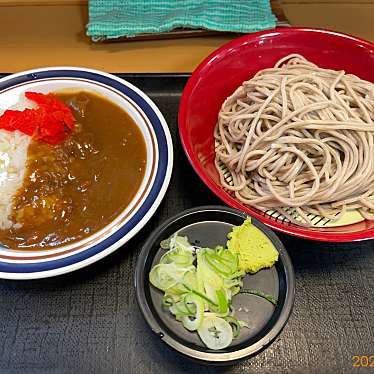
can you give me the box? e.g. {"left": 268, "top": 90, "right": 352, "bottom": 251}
{"left": 0, "top": 1, "right": 373, "bottom": 73}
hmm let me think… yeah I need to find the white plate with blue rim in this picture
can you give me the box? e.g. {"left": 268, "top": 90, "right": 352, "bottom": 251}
{"left": 0, "top": 67, "right": 173, "bottom": 279}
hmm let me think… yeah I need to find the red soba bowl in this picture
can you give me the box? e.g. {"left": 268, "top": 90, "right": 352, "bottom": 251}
{"left": 179, "top": 27, "right": 374, "bottom": 242}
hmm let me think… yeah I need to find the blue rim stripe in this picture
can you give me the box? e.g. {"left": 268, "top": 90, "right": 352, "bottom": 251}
{"left": 0, "top": 70, "right": 170, "bottom": 273}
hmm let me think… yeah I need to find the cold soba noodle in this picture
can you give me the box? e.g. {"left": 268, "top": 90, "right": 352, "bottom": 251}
{"left": 215, "top": 54, "right": 374, "bottom": 226}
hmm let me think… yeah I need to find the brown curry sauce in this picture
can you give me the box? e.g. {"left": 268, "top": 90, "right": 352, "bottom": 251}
{"left": 0, "top": 91, "right": 147, "bottom": 250}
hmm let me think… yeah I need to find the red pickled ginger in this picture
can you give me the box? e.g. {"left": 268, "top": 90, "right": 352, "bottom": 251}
{"left": 0, "top": 92, "right": 75, "bottom": 145}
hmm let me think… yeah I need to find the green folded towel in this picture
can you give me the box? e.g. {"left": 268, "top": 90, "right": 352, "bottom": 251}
{"left": 87, "top": 0, "right": 277, "bottom": 41}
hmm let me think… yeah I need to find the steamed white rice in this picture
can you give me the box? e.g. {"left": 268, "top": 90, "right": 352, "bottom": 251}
{"left": 0, "top": 97, "right": 34, "bottom": 230}
{"left": 0, "top": 130, "right": 30, "bottom": 229}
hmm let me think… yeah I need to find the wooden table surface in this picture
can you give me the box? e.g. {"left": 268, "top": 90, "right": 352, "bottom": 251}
{"left": 0, "top": 0, "right": 373, "bottom": 73}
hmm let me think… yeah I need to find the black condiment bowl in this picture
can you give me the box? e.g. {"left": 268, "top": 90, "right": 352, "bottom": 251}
{"left": 135, "top": 206, "right": 295, "bottom": 364}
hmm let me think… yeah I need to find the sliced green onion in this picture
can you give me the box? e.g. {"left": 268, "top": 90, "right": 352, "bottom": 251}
{"left": 182, "top": 283, "right": 218, "bottom": 307}
{"left": 223, "top": 316, "right": 241, "bottom": 338}
{"left": 204, "top": 253, "right": 232, "bottom": 278}
{"left": 240, "top": 289, "right": 278, "bottom": 306}
{"left": 149, "top": 263, "right": 194, "bottom": 291}
{"left": 215, "top": 289, "right": 229, "bottom": 315}
{"left": 181, "top": 294, "right": 204, "bottom": 331}
{"left": 197, "top": 316, "right": 233, "bottom": 350}
{"left": 162, "top": 294, "right": 173, "bottom": 308}
{"left": 160, "top": 238, "right": 171, "bottom": 249}
{"left": 149, "top": 233, "right": 278, "bottom": 351}
{"left": 169, "top": 298, "right": 196, "bottom": 318}
{"left": 171, "top": 235, "right": 195, "bottom": 252}
{"left": 183, "top": 294, "right": 196, "bottom": 315}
